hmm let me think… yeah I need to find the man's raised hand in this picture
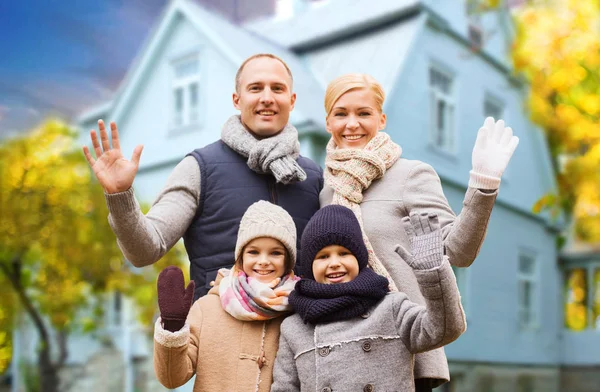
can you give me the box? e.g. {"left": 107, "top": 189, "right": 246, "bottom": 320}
{"left": 82, "top": 120, "right": 143, "bottom": 194}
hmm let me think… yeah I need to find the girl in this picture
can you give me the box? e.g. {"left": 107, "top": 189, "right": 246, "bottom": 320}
{"left": 271, "top": 205, "right": 466, "bottom": 392}
{"left": 319, "top": 73, "right": 518, "bottom": 390}
{"left": 153, "top": 200, "right": 299, "bottom": 391}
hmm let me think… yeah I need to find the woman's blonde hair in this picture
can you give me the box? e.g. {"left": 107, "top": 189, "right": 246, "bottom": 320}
{"left": 324, "top": 73, "right": 386, "bottom": 116}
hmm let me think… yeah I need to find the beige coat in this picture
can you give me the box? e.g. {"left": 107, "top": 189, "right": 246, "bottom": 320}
{"left": 320, "top": 158, "right": 497, "bottom": 386}
{"left": 153, "top": 274, "right": 283, "bottom": 391}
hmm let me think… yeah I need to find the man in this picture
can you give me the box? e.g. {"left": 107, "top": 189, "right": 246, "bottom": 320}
{"left": 83, "top": 54, "right": 323, "bottom": 299}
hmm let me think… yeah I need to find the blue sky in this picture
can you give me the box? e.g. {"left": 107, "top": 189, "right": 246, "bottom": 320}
{"left": 0, "top": 0, "right": 166, "bottom": 138}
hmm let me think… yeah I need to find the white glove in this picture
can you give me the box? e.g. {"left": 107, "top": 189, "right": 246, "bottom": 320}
{"left": 469, "top": 117, "right": 519, "bottom": 190}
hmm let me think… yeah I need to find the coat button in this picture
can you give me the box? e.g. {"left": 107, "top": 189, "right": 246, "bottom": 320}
{"left": 322, "top": 388, "right": 332, "bottom": 392}
{"left": 362, "top": 341, "right": 372, "bottom": 352}
{"left": 318, "top": 347, "right": 330, "bottom": 357}
{"left": 364, "top": 384, "right": 374, "bottom": 392}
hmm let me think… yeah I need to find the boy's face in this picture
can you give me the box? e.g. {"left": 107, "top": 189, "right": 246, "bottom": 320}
{"left": 312, "top": 245, "right": 359, "bottom": 284}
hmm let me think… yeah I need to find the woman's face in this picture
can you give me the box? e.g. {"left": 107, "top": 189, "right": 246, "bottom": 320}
{"left": 326, "top": 88, "right": 386, "bottom": 149}
{"left": 241, "top": 237, "right": 287, "bottom": 283}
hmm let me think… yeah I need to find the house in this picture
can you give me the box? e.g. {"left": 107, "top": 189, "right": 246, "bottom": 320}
{"left": 11, "top": 0, "right": 592, "bottom": 390}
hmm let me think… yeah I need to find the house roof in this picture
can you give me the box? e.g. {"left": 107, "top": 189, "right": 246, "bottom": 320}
{"left": 78, "top": 0, "right": 327, "bottom": 130}
{"left": 182, "top": 0, "right": 327, "bottom": 129}
{"left": 245, "top": 0, "right": 421, "bottom": 50}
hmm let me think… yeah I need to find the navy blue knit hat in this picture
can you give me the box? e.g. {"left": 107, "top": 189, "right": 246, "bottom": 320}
{"left": 300, "top": 205, "right": 369, "bottom": 279}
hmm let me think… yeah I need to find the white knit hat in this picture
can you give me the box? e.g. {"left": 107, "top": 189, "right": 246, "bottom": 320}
{"left": 234, "top": 201, "right": 297, "bottom": 271}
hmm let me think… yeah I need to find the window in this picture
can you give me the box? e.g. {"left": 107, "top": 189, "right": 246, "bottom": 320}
{"left": 484, "top": 95, "right": 504, "bottom": 122}
{"left": 517, "top": 252, "right": 538, "bottom": 329}
{"left": 517, "top": 374, "right": 534, "bottom": 392}
{"left": 466, "top": 2, "right": 484, "bottom": 50}
{"left": 564, "top": 266, "right": 600, "bottom": 331}
{"left": 468, "top": 15, "right": 483, "bottom": 50}
{"left": 171, "top": 55, "right": 201, "bottom": 129}
{"left": 106, "top": 291, "right": 122, "bottom": 327}
{"left": 429, "top": 66, "right": 456, "bottom": 153}
{"left": 593, "top": 269, "right": 600, "bottom": 329}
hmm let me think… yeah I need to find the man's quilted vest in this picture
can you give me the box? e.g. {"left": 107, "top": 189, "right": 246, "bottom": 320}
{"left": 183, "top": 140, "right": 323, "bottom": 299}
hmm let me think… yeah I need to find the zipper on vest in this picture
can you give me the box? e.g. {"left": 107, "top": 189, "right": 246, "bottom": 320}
{"left": 267, "top": 177, "right": 278, "bottom": 204}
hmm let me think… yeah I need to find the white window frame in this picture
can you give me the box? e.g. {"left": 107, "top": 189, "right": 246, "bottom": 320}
{"left": 429, "top": 65, "right": 457, "bottom": 154}
{"left": 517, "top": 250, "right": 539, "bottom": 330}
{"left": 483, "top": 93, "right": 505, "bottom": 122}
{"left": 483, "top": 93, "right": 510, "bottom": 179}
{"left": 170, "top": 53, "right": 202, "bottom": 131}
{"left": 563, "top": 262, "right": 600, "bottom": 331}
{"left": 467, "top": 12, "right": 483, "bottom": 50}
{"left": 106, "top": 291, "right": 122, "bottom": 328}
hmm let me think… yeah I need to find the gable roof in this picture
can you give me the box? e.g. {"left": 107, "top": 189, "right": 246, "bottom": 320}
{"left": 245, "top": 0, "right": 421, "bottom": 51}
{"left": 182, "top": 0, "right": 326, "bottom": 129}
{"left": 78, "top": 0, "right": 327, "bottom": 130}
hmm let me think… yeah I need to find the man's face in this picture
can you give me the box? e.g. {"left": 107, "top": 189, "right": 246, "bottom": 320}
{"left": 233, "top": 57, "right": 296, "bottom": 138}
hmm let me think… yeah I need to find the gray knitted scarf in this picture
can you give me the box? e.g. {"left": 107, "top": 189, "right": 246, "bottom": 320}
{"left": 221, "top": 115, "right": 307, "bottom": 184}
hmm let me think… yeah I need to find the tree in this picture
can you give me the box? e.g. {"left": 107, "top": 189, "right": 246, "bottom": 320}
{"left": 0, "top": 119, "right": 185, "bottom": 391}
{"left": 510, "top": 0, "right": 600, "bottom": 242}
{"left": 0, "top": 287, "right": 15, "bottom": 375}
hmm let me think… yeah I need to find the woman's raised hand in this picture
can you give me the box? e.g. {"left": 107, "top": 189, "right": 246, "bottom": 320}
{"left": 469, "top": 117, "right": 519, "bottom": 190}
{"left": 82, "top": 120, "right": 143, "bottom": 194}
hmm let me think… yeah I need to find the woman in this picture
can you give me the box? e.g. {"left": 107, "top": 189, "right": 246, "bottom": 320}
{"left": 319, "top": 74, "right": 518, "bottom": 391}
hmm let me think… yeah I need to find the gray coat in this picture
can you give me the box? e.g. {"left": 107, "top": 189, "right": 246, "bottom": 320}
{"left": 271, "top": 259, "right": 466, "bottom": 392}
{"left": 320, "top": 158, "right": 496, "bottom": 383}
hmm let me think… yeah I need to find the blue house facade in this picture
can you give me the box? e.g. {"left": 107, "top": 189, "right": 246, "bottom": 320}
{"left": 70, "top": 0, "right": 597, "bottom": 391}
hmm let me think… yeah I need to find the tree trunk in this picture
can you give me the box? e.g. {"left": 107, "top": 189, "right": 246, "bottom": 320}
{"left": 0, "top": 257, "right": 67, "bottom": 392}
{"left": 39, "top": 346, "right": 60, "bottom": 392}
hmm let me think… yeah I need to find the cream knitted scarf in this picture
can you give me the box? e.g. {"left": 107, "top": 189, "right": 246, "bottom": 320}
{"left": 324, "top": 132, "right": 402, "bottom": 291}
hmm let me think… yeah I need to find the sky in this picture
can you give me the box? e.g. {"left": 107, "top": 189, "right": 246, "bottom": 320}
{"left": 0, "top": 0, "right": 167, "bottom": 138}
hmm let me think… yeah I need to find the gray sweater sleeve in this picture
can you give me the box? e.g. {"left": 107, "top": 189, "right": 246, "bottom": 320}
{"left": 394, "top": 258, "right": 467, "bottom": 354}
{"left": 403, "top": 162, "right": 497, "bottom": 268}
{"left": 105, "top": 156, "right": 200, "bottom": 267}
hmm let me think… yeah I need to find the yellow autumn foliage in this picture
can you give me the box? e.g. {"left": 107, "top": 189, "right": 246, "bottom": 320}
{"left": 511, "top": 0, "right": 600, "bottom": 242}
{"left": 0, "top": 119, "right": 186, "bottom": 370}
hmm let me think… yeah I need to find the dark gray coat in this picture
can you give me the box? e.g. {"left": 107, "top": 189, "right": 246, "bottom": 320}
{"left": 271, "top": 259, "right": 466, "bottom": 392}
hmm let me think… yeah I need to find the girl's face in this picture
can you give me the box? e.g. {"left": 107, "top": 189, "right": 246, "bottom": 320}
{"left": 241, "top": 237, "right": 287, "bottom": 283}
{"left": 326, "top": 88, "right": 386, "bottom": 149}
{"left": 312, "top": 245, "right": 359, "bottom": 284}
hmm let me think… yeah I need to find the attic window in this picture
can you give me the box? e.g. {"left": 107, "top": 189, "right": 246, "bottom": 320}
{"left": 172, "top": 55, "right": 201, "bottom": 129}
{"left": 466, "top": 8, "right": 483, "bottom": 50}
{"left": 468, "top": 23, "right": 483, "bottom": 50}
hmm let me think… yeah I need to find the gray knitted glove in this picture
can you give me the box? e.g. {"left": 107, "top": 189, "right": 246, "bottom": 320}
{"left": 394, "top": 212, "right": 444, "bottom": 270}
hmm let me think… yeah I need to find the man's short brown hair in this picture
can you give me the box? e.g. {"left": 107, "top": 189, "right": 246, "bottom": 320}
{"left": 235, "top": 53, "right": 294, "bottom": 92}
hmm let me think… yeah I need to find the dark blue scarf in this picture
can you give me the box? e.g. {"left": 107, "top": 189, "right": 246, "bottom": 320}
{"left": 289, "top": 268, "right": 389, "bottom": 324}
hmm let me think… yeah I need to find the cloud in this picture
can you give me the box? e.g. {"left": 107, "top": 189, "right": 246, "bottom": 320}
{"left": 0, "top": 0, "right": 166, "bottom": 138}
{"left": 26, "top": 107, "right": 40, "bottom": 116}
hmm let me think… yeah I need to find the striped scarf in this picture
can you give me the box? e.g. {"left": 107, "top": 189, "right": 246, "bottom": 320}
{"left": 218, "top": 267, "right": 300, "bottom": 321}
{"left": 325, "top": 132, "right": 402, "bottom": 292}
